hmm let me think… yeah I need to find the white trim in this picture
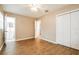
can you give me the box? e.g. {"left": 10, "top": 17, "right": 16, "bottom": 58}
{"left": 57, "top": 8, "right": 79, "bottom": 16}
{"left": 40, "top": 37, "right": 57, "bottom": 44}
{"left": 16, "top": 37, "right": 34, "bottom": 41}
{"left": 0, "top": 42, "right": 4, "bottom": 51}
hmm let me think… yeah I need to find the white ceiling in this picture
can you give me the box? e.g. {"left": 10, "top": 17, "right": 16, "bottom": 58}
{"left": 2, "top": 4, "right": 67, "bottom": 18}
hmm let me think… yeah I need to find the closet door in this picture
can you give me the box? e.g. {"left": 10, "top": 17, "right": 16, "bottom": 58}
{"left": 56, "top": 14, "right": 70, "bottom": 47}
{"left": 64, "top": 14, "right": 70, "bottom": 47}
{"left": 71, "top": 11, "right": 79, "bottom": 50}
{"left": 56, "top": 15, "right": 65, "bottom": 45}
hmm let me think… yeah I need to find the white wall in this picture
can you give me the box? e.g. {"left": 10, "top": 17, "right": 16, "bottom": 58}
{"left": 40, "top": 14, "right": 56, "bottom": 42}
{"left": 16, "top": 15, "right": 35, "bottom": 40}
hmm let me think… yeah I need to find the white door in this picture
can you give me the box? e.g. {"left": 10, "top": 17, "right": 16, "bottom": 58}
{"left": 56, "top": 13, "right": 70, "bottom": 47}
{"left": 56, "top": 15, "right": 65, "bottom": 45}
{"left": 5, "top": 16, "right": 15, "bottom": 42}
{"left": 71, "top": 11, "right": 79, "bottom": 50}
{"left": 64, "top": 14, "right": 70, "bottom": 47}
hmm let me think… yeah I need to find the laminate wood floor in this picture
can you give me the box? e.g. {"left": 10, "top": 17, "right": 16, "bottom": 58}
{"left": 0, "top": 38, "right": 79, "bottom": 55}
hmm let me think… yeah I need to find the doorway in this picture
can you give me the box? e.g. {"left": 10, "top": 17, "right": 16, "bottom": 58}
{"left": 5, "top": 16, "right": 15, "bottom": 42}
{"left": 35, "top": 19, "right": 41, "bottom": 39}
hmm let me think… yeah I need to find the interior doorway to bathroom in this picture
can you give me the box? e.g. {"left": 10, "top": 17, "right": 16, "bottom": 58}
{"left": 35, "top": 19, "right": 41, "bottom": 39}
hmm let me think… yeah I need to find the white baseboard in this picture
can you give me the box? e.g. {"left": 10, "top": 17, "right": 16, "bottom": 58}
{"left": 41, "top": 37, "right": 57, "bottom": 44}
{"left": 0, "top": 42, "right": 4, "bottom": 51}
{"left": 16, "top": 37, "right": 34, "bottom": 41}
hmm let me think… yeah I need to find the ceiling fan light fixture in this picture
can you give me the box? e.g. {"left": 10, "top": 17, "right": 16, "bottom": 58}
{"left": 31, "top": 4, "right": 41, "bottom": 11}
{"left": 31, "top": 7, "right": 38, "bottom": 11}
{"left": 32, "top": 4, "right": 41, "bottom": 8}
